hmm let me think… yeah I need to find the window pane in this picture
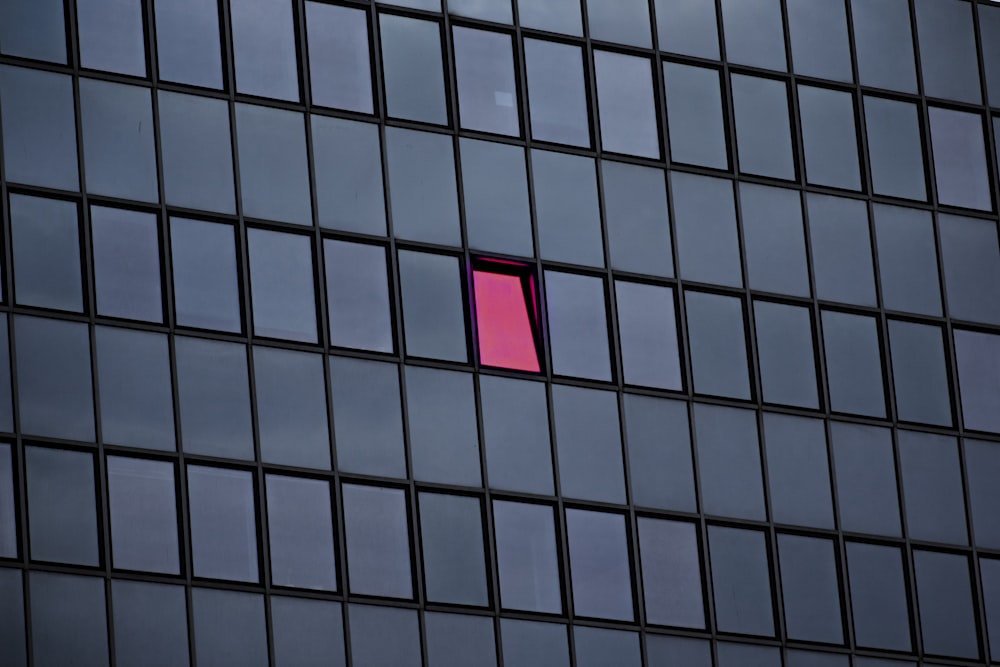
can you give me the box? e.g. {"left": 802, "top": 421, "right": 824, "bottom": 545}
{"left": 984, "top": 558, "right": 1000, "bottom": 662}
{"left": 11, "top": 194, "right": 82, "bottom": 312}
{"left": 740, "top": 183, "right": 809, "bottom": 297}
{"left": 786, "top": 651, "right": 849, "bottom": 667}
{"left": 342, "top": 484, "right": 412, "bottom": 598}
{"left": 0, "top": 0, "right": 66, "bottom": 62}
{"left": 77, "top": 0, "right": 144, "bottom": 75}
{"left": 898, "top": 431, "right": 966, "bottom": 544}
{"left": 939, "top": 213, "right": 1000, "bottom": 325}
{"left": 112, "top": 580, "right": 189, "bottom": 667}
{"left": 655, "top": 0, "right": 719, "bottom": 58}
{"left": 965, "top": 438, "right": 1000, "bottom": 548}
{"left": 595, "top": 51, "right": 658, "bottom": 158}
{"left": 778, "top": 534, "right": 843, "bottom": 643}
{"left": 108, "top": 456, "right": 179, "bottom": 574}
{"left": 494, "top": 500, "right": 561, "bottom": 613}
{"left": 475, "top": 270, "right": 540, "bottom": 374}
{"left": 708, "top": 526, "right": 775, "bottom": 636}
{"left": 717, "top": 643, "right": 781, "bottom": 667}
{"left": 191, "top": 589, "right": 267, "bottom": 667}
{"left": 574, "top": 627, "right": 641, "bottom": 667}
{"left": 533, "top": 150, "right": 603, "bottom": 266}
{"left": 517, "top": 0, "right": 581, "bottom": 35}
{"left": 525, "top": 39, "right": 590, "bottom": 147}
{"left": 694, "top": 404, "right": 765, "bottom": 520}
{"left": 0, "top": 571, "right": 24, "bottom": 666}
{"left": 719, "top": 0, "right": 786, "bottom": 70}
{"left": 822, "top": 311, "right": 886, "bottom": 417}
{"left": 425, "top": 612, "right": 497, "bottom": 667}
{"left": 266, "top": 475, "right": 337, "bottom": 591}
{"left": 929, "top": 107, "right": 991, "bottom": 211}
{"left": 672, "top": 172, "right": 742, "bottom": 287}
{"left": 419, "top": 493, "right": 488, "bottom": 606}
{"left": 26, "top": 447, "right": 98, "bottom": 566}
{"left": 30, "top": 573, "right": 107, "bottom": 667}
{"left": 807, "top": 193, "right": 877, "bottom": 306}
{"left": 915, "top": 0, "right": 980, "bottom": 103}
{"left": 754, "top": 301, "right": 818, "bottom": 408}
{"left": 454, "top": 27, "right": 518, "bottom": 136}
{"left": 326, "top": 244, "right": 397, "bottom": 355}
{"left": 831, "top": 422, "right": 901, "bottom": 536}
{"left": 247, "top": 228, "right": 316, "bottom": 342}
{"left": 873, "top": 204, "right": 940, "bottom": 315}
{"left": 685, "top": 291, "right": 751, "bottom": 399}
{"left": 763, "top": 414, "right": 834, "bottom": 529}
{"left": 732, "top": 74, "right": 795, "bottom": 179}
{"left": 663, "top": 63, "right": 728, "bottom": 169}
{"left": 914, "top": 551, "right": 978, "bottom": 658}
{"left": 460, "top": 139, "right": 532, "bottom": 256}
{"left": 386, "top": 127, "right": 460, "bottom": 246}
{"left": 888, "top": 320, "right": 951, "bottom": 426}
{"left": 985, "top": 6, "right": 1000, "bottom": 107}
{"left": 852, "top": 0, "right": 917, "bottom": 92}
{"left": 405, "top": 366, "right": 481, "bottom": 486}
{"left": 0, "top": 445, "right": 15, "bottom": 558}
{"left": 501, "top": 620, "right": 569, "bottom": 667}
{"left": 231, "top": 0, "right": 297, "bottom": 100}
{"left": 0, "top": 318, "right": 12, "bottom": 434}
{"left": 552, "top": 385, "right": 625, "bottom": 503}
{"left": 786, "top": 0, "right": 851, "bottom": 81}
{"left": 176, "top": 337, "right": 253, "bottom": 459}
{"left": 306, "top": 2, "right": 372, "bottom": 113}
{"left": 158, "top": 92, "right": 235, "bottom": 213}
{"left": 799, "top": 85, "right": 861, "bottom": 190}
{"left": 545, "top": 271, "right": 611, "bottom": 381}
{"left": 603, "top": 161, "right": 673, "bottom": 277}
{"left": 481, "top": 376, "right": 553, "bottom": 495}
{"left": 92, "top": 206, "right": 162, "bottom": 322}
{"left": 864, "top": 97, "right": 927, "bottom": 200}
{"left": 0, "top": 66, "right": 78, "bottom": 190}
{"left": 398, "top": 250, "right": 468, "bottom": 362}
{"left": 271, "top": 597, "right": 345, "bottom": 667}
{"left": 254, "top": 347, "right": 330, "bottom": 469}
{"left": 566, "top": 509, "right": 633, "bottom": 621}
{"left": 154, "top": 0, "right": 222, "bottom": 88}
{"left": 380, "top": 14, "right": 446, "bottom": 124}
{"left": 638, "top": 518, "right": 704, "bottom": 628}
{"left": 330, "top": 356, "right": 406, "bottom": 478}
{"left": 80, "top": 79, "right": 157, "bottom": 201}
{"left": 236, "top": 105, "right": 311, "bottom": 225}
{"left": 312, "top": 117, "right": 386, "bottom": 234}
{"left": 349, "top": 605, "right": 421, "bottom": 667}
{"left": 625, "top": 395, "right": 695, "bottom": 512}
{"left": 170, "top": 217, "right": 241, "bottom": 332}
{"left": 188, "top": 466, "right": 258, "bottom": 582}
{"left": 450, "top": 0, "right": 511, "bottom": 22}
{"left": 615, "top": 281, "right": 681, "bottom": 390}
{"left": 15, "top": 317, "right": 94, "bottom": 441}
{"left": 955, "top": 329, "right": 1000, "bottom": 433}
{"left": 646, "top": 635, "right": 711, "bottom": 667}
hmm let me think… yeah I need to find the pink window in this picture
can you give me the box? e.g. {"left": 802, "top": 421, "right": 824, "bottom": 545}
{"left": 472, "top": 260, "right": 541, "bottom": 373}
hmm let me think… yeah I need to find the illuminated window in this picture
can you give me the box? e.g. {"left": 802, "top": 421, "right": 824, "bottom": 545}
{"left": 472, "top": 260, "right": 542, "bottom": 373}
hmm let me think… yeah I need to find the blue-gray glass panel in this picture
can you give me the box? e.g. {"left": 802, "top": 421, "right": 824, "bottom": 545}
{"left": 984, "top": 559, "right": 1000, "bottom": 662}
{"left": 501, "top": 620, "right": 570, "bottom": 667}
{"left": 624, "top": 395, "right": 696, "bottom": 512}
{"left": 864, "top": 97, "right": 927, "bottom": 201}
{"left": 965, "top": 438, "right": 1000, "bottom": 548}
{"left": 873, "top": 204, "right": 940, "bottom": 315}
{"left": 80, "top": 79, "right": 157, "bottom": 201}
{"left": 831, "top": 422, "right": 901, "bottom": 536}
{"left": 638, "top": 517, "right": 704, "bottom": 628}
{"left": 312, "top": 117, "right": 387, "bottom": 234}
{"left": 719, "top": 0, "right": 786, "bottom": 70}
{"left": 929, "top": 107, "right": 992, "bottom": 211}
{"left": 685, "top": 291, "right": 751, "bottom": 399}
{"left": 786, "top": 651, "right": 849, "bottom": 667}
{"left": 26, "top": 447, "right": 98, "bottom": 566}
{"left": 594, "top": 51, "right": 659, "bottom": 159}
{"left": 107, "top": 456, "right": 179, "bottom": 574}
{"left": 786, "top": 0, "right": 852, "bottom": 81}
{"left": 170, "top": 217, "right": 242, "bottom": 332}
{"left": 939, "top": 213, "right": 1000, "bottom": 325}
{"left": 846, "top": 542, "right": 911, "bottom": 651}
{"left": 266, "top": 474, "right": 337, "bottom": 591}
{"left": 914, "top": 0, "right": 981, "bottom": 103}
{"left": 460, "top": 139, "right": 533, "bottom": 257}
{"left": 646, "top": 636, "right": 711, "bottom": 667}
{"left": 236, "top": 104, "right": 312, "bottom": 225}
{"left": 306, "top": 2, "right": 373, "bottom": 113}
{"left": 694, "top": 404, "right": 766, "bottom": 520}
{"left": 398, "top": 250, "right": 468, "bottom": 362}
{"left": 247, "top": 228, "right": 317, "bottom": 343}
{"left": 349, "top": 605, "right": 421, "bottom": 667}
{"left": 153, "top": 0, "right": 223, "bottom": 88}
{"left": 552, "top": 385, "right": 625, "bottom": 503}
{"left": 0, "top": 569, "right": 26, "bottom": 667}
{"left": 517, "top": 0, "right": 581, "bottom": 35}
{"left": 663, "top": 63, "right": 728, "bottom": 170}
{"left": 898, "top": 431, "right": 966, "bottom": 544}
{"left": 454, "top": 27, "right": 519, "bottom": 136}
{"left": 30, "top": 572, "right": 107, "bottom": 667}
{"left": 566, "top": 509, "right": 633, "bottom": 621}
{"left": 739, "top": 183, "right": 809, "bottom": 297}
{"left": 807, "top": 193, "right": 877, "bottom": 307}
{"left": 77, "top": 0, "right": 145, "bottom": 75}
{"left": 574, "top": 627, "right": 640, "bottom": 667}
{"left": 405, "top": 366, "right": 481, "bottom": 486}
{"left": 175, "top": 337, "right": 253, "bottom": 459}
{"left": 0, "top": 66, "right": 78, "bottom": 190}
{"left": 955, "top": 329, "right": 1000, "bottom": 433}
{"left": 0, "top": 317, "right": 11, "bottom": 434}
{"left": 822, "top": 311, "right": 886, "bottom": 417}
{"left": 112, "top": 581, "right": 189, "bottom": 667}
{"left": 798, "top": 85, "right": 861, "bottom": 190}
{"left": 732, "top": 74, "right": 795, "bottom": 179}
{"left": 754, "top": 301, "right": 818, "bottom": 408}
{"left": 425, "top": 612, "right": 497, "bottom": 667}
{"left": 419, "top": 493, "right": 488, "bottom": 606}
{"left": 587, "top": 0, "right": 650, "bottom": 46}
{"left": 254, "top": 347, "right": 329, "bottom": 469}
{"left": 10, "top": 194, "right": 82, "bottom": 312}
{"left": 230, "top": 0, "right": 298, "bottom": 101}
{"left": 0, "top": 445, "right": 15, "bottom": 558}
{"left": 913, "top": 551, "right": 979, "bottom": 658}
{"left": 717, "top": 644, "right": 781, "bottom": 667}
{"left": 763, "top": 414, "right": 835, "bottom": 529}
{"left": 672, "top": 172, "right": 742, "bottom": 287}
{"left": 533, "top": 150, "right": 604, "bottom": 266}
{"left": 91, "top": 206, "right": 162, "bottom": 322}
{"left": 545, "top": 271, "right": 612, "bottom": 381}
{"left": 525, "top": 39, "right": 590, "bottom": 147}
{"left": 380, "top": 14, "right": 447, "bottom": 124}
{"left": 984, "top": 6, "right": 1000, "bottom": 106}
{"left": 494, "top": 501, "right": 562, "bottom": 613}
{"left": 0, "top": 0, "right": 66, "bottom": 62}
{"left": 603, "top": 160, "right": 673, "bottom": 278}
{"left": 888, "top": 321, "right": 951, "bottom": 426}
{"left": 778, "top": 534, "right": 843, "bottom": 643}
{"left": 852, "top": 0, "right": 917, "bottom": 92}
{"left": 708, "top": 526, "right": 775, "bottom": 636}
{"left": 271, "top": 597, "right": 346, "bottom": 667}
{"left": 342, "top": 484, "right": 412, "bottom": 598}
{"left": 191, "top": 588, "right": 268, "bottom": 667}
{"left": 188, "top": 466, "right": 258, "bottom": 582}
{"left": 654, "top": 0, "right": 719, "bottom": 59}
{"left": 450, "top": 0, "right": 512, "bottom": 22}
{"left": 386, "top": 127, "right": 461, "bottom": 246}
{"left": 481, "top": 376, "right": 554, "bottom": 495}
{"left": 615, "top": 281, "right": 682, "bottom": 390}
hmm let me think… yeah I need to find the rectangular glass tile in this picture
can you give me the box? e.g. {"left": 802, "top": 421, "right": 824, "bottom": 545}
{"left": 230, "top": 0, "right": 299, "bottom": 101}
{"left": 566, "top": 509, "right": 633, "bottom": 621}
{"left": 615, "top": 281, "right": 682, "bottom": 390}
{"left": 306, "top": 2, "right": 373, "bottom": 113}
{"left": 91, "top": 206, "right": 162, "bottom": 322}
{"left": 552, "top": 385, "right": 625, "bottom": 504}
{"left": 685, "top": 291, "right": 751, "bottom": 399}
{"left": 454, "top": 27, "right": 519, "bottom": 136}
{"left": 532, "top": 149, "right": 603, "bottom": 266}
{"left": 26, "top": 447, "right": 98, "bottom": 566}
{"left": 247, "top": 228, "right": 317, "bottom": 343}
{"left": 154, "top": 0, "right": 223, "bottom": 88}
{"left": 545, "top": 271, "right": 612, "bottom": 381}
{"left": 266, "top": 474, "right": 337, "bottom": 591}
{"left": 187, "top": 465, "right": 258, "bottom": 582}
{"left": 342, "top": 484, "right": 412, "bottom": 598}
{"left": 708, "top": 526, "right": 775, "bottom": 636}
{"left": 380, "top": 14, "right": 447, "bottom": 124}
{"left": 594, "top": 51, "right": 659, "bottom": 158}
{"left": 398, "top": 250, "right": 468, "bottom": 362}
{"left": 107, "top": 456, "right": 179, "bottom": 574}
{"left": 77, "top": 0, "right": 145, "bottom": 75}
{"left": 494, "top": 500, "right": 562, "bottom": 613}
{"left": 694, "top": 404, "right": 766, "bottom": 520}
{"left": 663, "top": 63, "right": 728, "bottom": 170}
{"left": 822, "top": 311, "right": 886, "bottom": 417}
{"left": 638, "top": 518, "right": 704, "bottom": 628}
{"left": 236, "top": 105, "right": 312, "bottom": 225}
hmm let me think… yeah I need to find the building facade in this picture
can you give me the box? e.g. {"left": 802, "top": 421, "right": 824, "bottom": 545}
{"left": 1, "top": 0, "right": 1000, "bottom": 665}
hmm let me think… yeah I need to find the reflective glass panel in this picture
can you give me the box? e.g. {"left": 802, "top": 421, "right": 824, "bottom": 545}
{"left": 929, "top": 107, "right": 992, "bottom": 211}
{"left": 873, "top": 204, "right": 940, "bottom": 315}
{"left": 494, "top": 500, "right": 561, "bottom": 613}
{"left": 638, "top": 517, "right": 704, "bottom": 628}
{"left": 955, "top": 329, "right": 1000, "bottom": 433}
{"left": 822, "top": 311, "right": 886, "bottom": 417}
{"left": 646, "top": 635, "right": 712, "bottom": 667}
{"left": 852, "top": 0, "right": 917, "bottom": 92}
{"left": 501, "top": 619, "right": 570, "bottom": 667}
{"left": 188, "top": 466, "right": 258, "bottom": 582}
{"left": 405, "top": 366, "right": 481, "bottom": 486}
{"left": 732, "top": 74, "right": 795, "bottom": 179}
{"left": 786, "top": 0, "right": 852, "bottom": 81}
{"left": 154, "top": 0, "right": 222, "bottom": 88}
{"left": 533, "top": 150, "right": 603, "bottom": 266}
{"left": 587, "top": 0, "right": 650, "bottom": 45}
{"left": 602, "top": 161, "right": 673, "bottom": 277}
{"left": 460, "top": 139, "right": 532, "bottom": 256}
{"left": 807, "top": 193, "right": 877, "bottom": 306}
{"left": 594, "top": 51, "right": 659, "bottom": 158}
{"left": 778, "top": 534, "right": 843, "bottom": 643}
{"left": 342, "top": 484, "right": 412, "bottom": 598}
{"left": 898, "top": 431, "right": 967, "bottom": 544}
{"left": 236, "top": 105, "right": 311, "bottom": 225}
{"left": 671, "top": 172, "right": 742, "bottom": 287}
{"left": 425, "top": 612, "right": 497, "bottom": 667}
{"left": 615, "top": 281, "right": 682, "bottom": 390}
{"left": 574, "top": 627, "right": 641, "bottom": 667}
{"left": 91, "top": 206, "right": 162, "bottom": 322}
{"left": 763, "top": 414, "right": 834, "bottom": 529}
{"left": 77, "top": 0, "right": 145, "bottom": 75}
{"left": 112, "top": 580, "right": 189, "bottom": 667}
{"left": 398, "top": 250, "right": 468, "bottom": 362}
{"left": 380, "top": 14, "right": 447, "bottom": 124}
{"left": 754, "top": 301, "right": 818, "bottom": 408}
{"left": 481, "top": 376, "right": 553, "bottom": 495}
{"left": 191, "top": 589, "right": 267, "bottom": 667}
{"left": 454, "top": 27, "right": 519, "bottom": 136}
{"left": 271, "top": 597, "right": 345, "bottom": 667}
{"left": 525, "top": 39, "right": 590, "bottom": 147}
{"left": 798, "top": 85, "right": 861, "bottom": 190}
{"left": 545, "top": 271, "right": 611, "bottom": 381}
{"left": 30, "top": 572, "right": 107, "bottom": 667}
{"left": 349, "top": 605, "right": 421, "bottom": 667}
{"left": 624, "top": 395, "right": 696, "bottom": 512}
{"left": 831, "top": 422, "right": 901, "bottom": 536}
{"left": 685, "top": 291, "right": 751, "bottom": 399}
{"left": 170, "top": 217, "right": 241, "bottom": 332}
{"left": 386, "top": 127, "right": 460, "bottom": 246}
{"left": 739, "top": 183, "right": 809, "bottom": 297}
{"left": 248, "top": 228, "right": 317, "bottom": 342}
{"left": 663, "top": 63, "right": 728, "bottom": 169}
{"left": 0, "top": 445, "right": 15, "bottom": 558}
{"left": 694, "top": 404, "right": 765, "bottom": 521}
{"left": 419, "top": 493, "right": 488, "bottom": 606}
{"left": 913, "top": 550, "right": 978, "bottom": 658}
{"left": 254, "top": 347, "right": 329, "bottom": 469}
{"left": 0, "top": 569, "right": 24, "bottom": 666}
{"left": 965, "top": 438, "right": 1000, "bottom": 548}
{"left": 266, "top": 474, "right": 337, "bottom": 591}
{"left": 708, "top": 526, "right": 775, "bottom": 636}
{"left": 108, "top": 456, "right": 179, "bottom": 574}
{"left": 517, "top": 0, "right": 581, "bottom": 35}
{"left": 450, "top": 0, "right": 511, "bottom": 22}
{"left": 566, "top": 509, "right": 633, "bottom": 621}
{"left": 888, "top": 321, "right": 951, "bottom": 426}
{"left": 864, "top": 97, "right": 927, "bottom": 201}
{"left": 939, "top": 213, "right": 1000, "bottom": 325}
{"left": 26, "top": 447, "right": 98, "bottom": 566}
{"left": 914, "top": 0, "right": 981, "bottom": 103}
{"left": 552, "top": 385, "right": 625, "bottom": 503}
{"left": 230, "top": 0, "right": 298, "bottom": 100}
{"left": 306, "top": 2, "right": 372, "bottom": 113}
{"left": 655, "top": 0, "right": 719, "bottom": 59}
{"left": 719, "top": 0, "right": 786, "bottom": 70}
{"left": 11, "top": 194, "right": 82, "bottom": 312}
{"left": 0, "top": 0, "right": 66, "bottom": 62}
{"left": 312, "top": 117, "right": 386, "bottom": 234}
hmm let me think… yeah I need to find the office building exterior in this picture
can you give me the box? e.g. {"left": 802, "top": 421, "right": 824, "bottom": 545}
{"left": 1, "top": 0, "right": 1000, "bottom": 664}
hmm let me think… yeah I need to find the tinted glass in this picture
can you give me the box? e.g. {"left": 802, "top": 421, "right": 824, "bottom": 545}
{"left": 929, "top": 107, "right": 992, "bottom": 211}
{"left": 480, "top": 376, "right": 553, "bottom": 495}
{"left": 574, "top": 627, "right": 641, "bottom": 667}
{"left": 587, "top": 0, "right": 650, "bottom": 45}
{"left": 672, "top": 172, "right": 742, "bottom": 287}
{"left": 663, "top": 63, "right": 728, "bottom": 169}
{"left": 461, "top": 139, "right": 533, "bottom": 256}
{"left": 349, "top": 605, "right": 421, "bottom": 667}
{"left": 77, "top": 0, "right": 144, "bottom": 75}
{"left": 646, "top": 635, "right": 712, "bottom": 667}
{"left": 398, "top": 250, "right": 467, "bottom": 362}
{"left": 380, "top": 15, "right": 446, "bottom": 124}
{"left": 739, "top": 184, "right": 809, "bottom": 297}
{"left": 236, "top": 105, "right": 311, "bottom": 225}
{"left": 158, "top": 92, "right": 235, "bottom": 213}
{"left": 807, "top": 193, "right": 877, "bottom": 306}
{"left": 831, "top": 422, "right": 901, "bottom": 536}
{"left": 852, "top": 0, "right": 917, "bottom": 92}
{"left": 154, "top": 0, "right": 223, "bottom": 88}
{"left": 939, "top": 213, "right": 1000, "bottom": 325}
{"left": 655, "top": 0, "right": 719, "bottom": 58}
{"left": 786, "top": 651, "right": 849, "bottom": 667}
{"left": 175, "top": 337, "right": 253, "bottom": 459}
{"left": 112, "top": 580, "right": 189, "bottom": 667}
{"left": 426, "top": 612, "right": 497, "bottom": 667}
{"left": 191, "top": 589, "right": 268, "bottom": 667}
{"left": 0, "top": 446, "right": 15, "bottom": 558}
{"left": 763, "top": 414, "right": 834, "bottom": 529}
{"left": 386, "top": 127, "right": 460, "bottom": 245}
{"left": 525, "top": 39, "right": 590, "bottom": 147}
{"left": 983, "top": 558, "right": 1000, "bottom": 662}
{"left": 594, "top": 51, "right": 658, "bottom": 158}
{"left": 615, "top": 281, "right": 682, "bottom": 390}
{"left": 108, "top": 456, "right": 179, "bottom": 574}
{"left": 984, "top": 5, "right": 1000, "bottom": 106}
{"left": 864, "top": 97, "right": 927, "bottom": 200}
{"left": 846, "top": 542, "right": 911, "bottom": 651}
{"left": 0, "top": 320, "right": 12, "bottom": 434}
{"left": 955, "top": 329, "right": 1000, "bottom": 433}
{"left": 552, "top": 385, "right": 625, "bottom": 503}
{"left": 778, "top": 534, "right": 843, "bottom": 643}
{"left": 405, "top": 366, "right": 480, "bottom": 486}
{"left": 330, "top": 356, "right": 406, "bottom": 478}
{"left": 450, "top": 0, "right": 511, "bottom": 22}
{"left": 822, "top": 311, "right": 886, "bottom": 417}
{"left": 170, "top": 217, "right": 241, "bottom": 332}
{"left": 534, "top": 150, "right": 603, "bottom": 266}
{"left": 230, "top": 0, "right": 298, "bottom": 100}
{"left": 342, "top": 484, "right": 412, "bottom": 598}
{"left": 501, "top": 619, "right": 570, "bottom": 667}
{"left": 799, "top": 85, "right": 861, "bottom": 190}
{"left": 454, "top": 27, "right": 518, "bottom": 136}
{"left": 732, "top": 74, "right": 795, "bottom": 179}
{"left": 602, "top": 161, "right": 673, "bottom": 277}
{"left": 11, "top": 194, "right": 82, "bottom": 312}
{"left": 15, "top": 317, "right": 94, "bottom": 441}
{"left": 755, "top": 301, "right": 818, "bottom": 408}
{"left": 312, "top": 117, "right": 386, "bottom": 234}
{"left": 545, "top": 271, "right": 611, "bottom": 381}
{"left": 91, "top": 206, "right": 161, "bottom": 321}
{"left": 517, "top": 0, "right": 581, "bottom": 35}
{"left": 254, "top": 347, "right": 330, "bottom": 469}
{"left": 187, "top": 465, "right": 258, "bottom": 582}
{"left": 888, "top": 321, "right": 951, "bottom": 426}
{"left": 694, "top": 404, "right": 765, "bottom": 520}
{"left": 494, "top": 500, "right": 562, "bottom": 613}
{"left": 306, "top": 2, "right": 372, "bottom": 113}
{"left": 80, "top": 79, "right": 157, "bottom": 201}
{"left": 913, "top": 551, "right": 978, "bottom": 658}
{"left": 30, "top": 572, "right": 107, "bottom": 667}
{"left": 898, "top": 431, "right": 966, "bottom": 544}
{"left": 638, "top": 518, "right": 704, "bottom": 628}
{"left": 419, "top": 493, "right": 488, "bottom": 605}
{"left": 624, "top": 395, "right": 696, "bottom": 512}
{"left": 0, "top": 572, "right": 24, "bottom": 667}
{"left": 271, "top": 597, "right": 346, "bottom": 667}
{"left": 266, "top": 475, "right": 337, "bottom": 591}
{"left": 966, "top": 438, "right": 1000, "bottom": 548}
{"left": 0, "top": 66, "right": 78, "bottom": 190}
{"left": 717, "top": 643, "right": 781, "bottom": 667}
{"left": 566, "top": 509, "right": 633, "bottom": 621}
{"left": 720, "top": 0, "right": 786, "bottom": 70}
{"left": 786, "top": 0, "right": 852, "bottom": 81}
{"left": 26, "top": 447, "right": 98, "bottom": 565}
{"left": 873, "top": 204, "right": 940, "bottom": 315}
{"left": 708, "top": 526, "right": 775, "bottom": 636}
{"left": 685, "top": 291, "right": 751, "bottom": 399}
{"left": 95, "top": 327, "right": 174, "bottom": 450}
{"left": 914, "top": 0, "right": 980, "bottom": 103}
{"left": 0, "top": 0, "right": 66, "bottom": 62}
{"left": 248, "top": 229, "right": 316, "bottom": 342}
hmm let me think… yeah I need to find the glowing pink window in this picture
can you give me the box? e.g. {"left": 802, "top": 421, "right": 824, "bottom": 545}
{"left": 472, "top": 260, "right": 542, "bottom": 373}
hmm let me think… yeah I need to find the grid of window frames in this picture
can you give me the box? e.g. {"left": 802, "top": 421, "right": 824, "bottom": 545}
{"left": 1, "top": 0, "right": 1000, "bottom": 665}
